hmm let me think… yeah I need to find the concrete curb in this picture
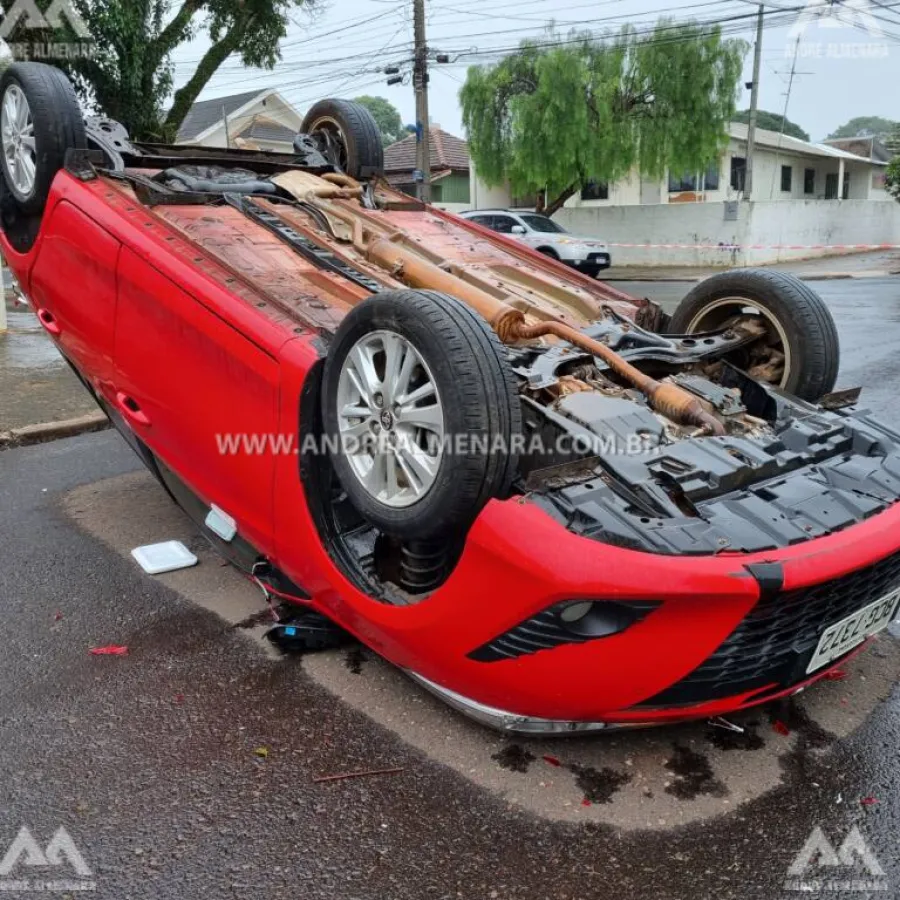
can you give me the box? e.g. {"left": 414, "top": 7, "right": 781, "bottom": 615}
{"left": 0, "top": 411, "right": 110, "bottom": 450}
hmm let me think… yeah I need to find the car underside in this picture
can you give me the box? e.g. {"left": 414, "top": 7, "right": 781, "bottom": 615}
{"left": 2, "top": 62, "right": 899, "bottom": 733}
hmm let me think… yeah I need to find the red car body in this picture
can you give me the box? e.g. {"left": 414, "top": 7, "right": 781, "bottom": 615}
{"left": 6, "top": 166, "right": 898, "bottom": 733}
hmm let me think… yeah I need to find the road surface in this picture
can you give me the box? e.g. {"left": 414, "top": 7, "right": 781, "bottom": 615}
{"left": 0, "top": 278, "right": 898, "bottom": 899}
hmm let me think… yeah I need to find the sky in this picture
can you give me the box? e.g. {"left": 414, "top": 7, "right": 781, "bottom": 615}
{"left": 170, "top": 0, "right": 900, "bottom": 142}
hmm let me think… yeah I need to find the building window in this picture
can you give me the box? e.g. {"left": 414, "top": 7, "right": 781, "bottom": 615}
{"left": 731, "top": 156, "right": 747, "bottom": 192}
{"left": 804, "top": 168, "right": 815, "bottom": 195}
{"left": 668, "top": 162, "right": 719, "bottom": 194}
{"left": 668, "top": 171, "right": 696, "bottom": 192}
{"left": 781, "top": 165, "right": 793, "bottom": 192}
{"left": 702, "top": 161, "right": 720, "bottom": 191}
{"left": 581, "top": 180, "right": 609, "bottom": 201}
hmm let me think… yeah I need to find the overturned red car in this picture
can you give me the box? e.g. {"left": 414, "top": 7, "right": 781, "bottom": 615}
{"left": 3, "top": 62, "right": 899, "bottom": 733}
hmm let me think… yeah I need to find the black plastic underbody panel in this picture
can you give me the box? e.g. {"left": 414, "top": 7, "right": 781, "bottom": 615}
{"left": 531, "top": 405, "right": 900, "bottom": 555}
{"left": 635, "top": 548, "right": 900, "bottom": 708}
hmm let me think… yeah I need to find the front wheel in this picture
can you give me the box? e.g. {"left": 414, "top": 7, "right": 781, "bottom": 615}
{"left": 668, "top": 268, "right": 839, "bottom": 401}
{"left": 321, "top": 290, "right": 522, "bottom": 540}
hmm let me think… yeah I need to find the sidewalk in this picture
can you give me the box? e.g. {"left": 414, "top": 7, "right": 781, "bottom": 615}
{"left": 604, "top": 249, "right": 900, "bottom": 283}
{"left": 0, "top": 294, "right": 102, "bottom": 435}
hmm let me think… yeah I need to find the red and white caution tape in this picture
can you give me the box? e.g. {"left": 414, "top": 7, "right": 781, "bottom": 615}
{"left": 607, "top": 242, "right": 900, "bottom": 251}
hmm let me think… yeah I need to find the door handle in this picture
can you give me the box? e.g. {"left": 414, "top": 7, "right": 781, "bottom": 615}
{"left": 115, "top": 392, "right": 151, "bottom": 427}
{"left": 36, "top": 308, "right": 61, "bottom": 336}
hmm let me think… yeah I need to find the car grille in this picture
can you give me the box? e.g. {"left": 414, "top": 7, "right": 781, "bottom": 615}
{"left": 636, "top": 549, "right": 900, "bottom": 708}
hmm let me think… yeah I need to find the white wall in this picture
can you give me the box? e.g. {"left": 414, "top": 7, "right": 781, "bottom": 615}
{"left": 555, "top": 199, "right": 900, "bottom": 267}
{"left": 468, "top": 168, "right": 511, "bottom": 210}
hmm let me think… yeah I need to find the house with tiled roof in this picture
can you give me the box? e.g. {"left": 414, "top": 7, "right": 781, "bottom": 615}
{"left": 176, "top": 88, "right": 303, "bottom": 153}
{"left": 383, "top": 126, "right": 471, "bottom": 206}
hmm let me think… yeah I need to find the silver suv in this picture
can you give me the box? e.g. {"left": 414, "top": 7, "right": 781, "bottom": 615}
{"left": 460, "top": 209, "right": 611, "bottom": 277}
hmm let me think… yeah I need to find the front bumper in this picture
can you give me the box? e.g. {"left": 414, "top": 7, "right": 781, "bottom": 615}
{"left": 571, "top": 252, "right": 611, "bottom": 271}
{"left": 362, "top": 496, "right": 900, "bottom": 727}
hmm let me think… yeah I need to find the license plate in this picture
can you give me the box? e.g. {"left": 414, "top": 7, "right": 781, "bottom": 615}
{"left": 806, "top": 588, "right": 900, "bottom": 674}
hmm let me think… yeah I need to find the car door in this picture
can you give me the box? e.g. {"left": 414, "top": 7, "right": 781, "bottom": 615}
{"left": 28, "top": 200, "right": 120, "bottom": 387}
{"left": 113, "top": 247, "right": 280, "bottom": 554}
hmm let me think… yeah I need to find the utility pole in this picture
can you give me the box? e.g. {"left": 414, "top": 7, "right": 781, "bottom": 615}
{"left": 413, "top": 0, "right": 431, "bottom": 203}
{"left": 744, "top": 3, "right": 764, "bottom": 200}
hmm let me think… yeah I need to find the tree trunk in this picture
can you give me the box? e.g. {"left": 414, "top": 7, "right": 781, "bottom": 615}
{"left": 544, "top": 184, "right": 578, "bottom": 216}
{"left": 164, "top": 23, "right": 247, "bottom": 138}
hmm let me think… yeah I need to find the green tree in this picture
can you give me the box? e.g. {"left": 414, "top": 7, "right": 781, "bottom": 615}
{"left": 34, "top": 0, "right": 315, "bottom": 142}
{"left": 827, "top": 116, "right": 898, "bottom": 142}
{"left": 353, "top": 95, "right": 405, "bottom": 147}
{"left": 732, "top": 108, "right": 809, "bottom": 141}
{"left": 886, "top": 158, "right": 900, "bottom": 201}
{"left": 461, "top": 22, "right": 747, "bottom": 214}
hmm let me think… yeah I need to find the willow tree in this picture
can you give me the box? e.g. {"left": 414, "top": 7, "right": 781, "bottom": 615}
{"left": 461, "top": 22, "right": 747, "bottom": 214}
{"left": 32, "top": 0, "right": 315, "bottom": 142}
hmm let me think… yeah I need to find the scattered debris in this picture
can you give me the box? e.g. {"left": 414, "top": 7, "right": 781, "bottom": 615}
{"left": 769, "top": 699, "right": 833, "bottom": 749}
{"left": 542, "top": 754, "right": 562, "bottom": 768}
{"left": 825, "top": 669, "right": 849, "bottom": 681}
{"left": 707, "top": 720, "right": 765, "bottom": 752}
{"left": 254, "top": 747, "right": 269, "bottom": 759}
{"left": 861, "top": 796, "right": 878, "bottom": 806}
{"left": 708, "top": 715, "right": 745, "bottom": 734}
{"left": 89, "top": 645, "right": 128, "bottom": 656}
{"left": 313, "top": 767, "right": 404, "bottom": 784}
{"left": 53, "top": 611, "right": 63, "bottom": 622}
{"left": 581, "top": 798, "right": 592, "bottom": 807}
{"left": 131, "top": 541, "right": 198, "bottom": 575}
{"left": 492, "top": 744, "right": 536, "bottom": 774}
{"left": 772, "top": 720, "right": 791, "bottom": 736}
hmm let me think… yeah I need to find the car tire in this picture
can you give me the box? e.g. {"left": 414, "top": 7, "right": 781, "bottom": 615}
{"left": 576, "top": 264, "right": 601, "bottom": 279}
{"left": 321, "top": 290, "right": 522, "bottom": 540}
{"left": 301, "top": 99, "right": 384, "bottom": 179}
{"left": 0, "top": 63, "right": 86, "bottom": 215}
{"left": 668, "top": 268, "right": 839, "bottom": 401}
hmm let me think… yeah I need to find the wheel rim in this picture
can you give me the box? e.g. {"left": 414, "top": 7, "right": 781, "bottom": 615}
{"left": 1, "top": 84, "right": 36, "bottom": 199}
{"left": 336, "top": 330, "right": 445, "bottom": 509}
{"left": 685, "top": 296, "right": 793, "bottom": 389}
{"left": 306, "top": 115, "right": 349, "bottom": 172}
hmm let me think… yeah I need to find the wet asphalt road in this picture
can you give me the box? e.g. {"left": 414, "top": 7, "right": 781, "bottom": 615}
{"left": 0, "top": 278, "right": 899, "bottom": 899}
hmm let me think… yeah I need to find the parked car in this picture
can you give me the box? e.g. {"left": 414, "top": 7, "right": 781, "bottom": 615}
{"left": 4, "top": 62, "right": 899, "bottom": 734}
{"left": 460, "top": 208, "right": 612, "bottom": 276}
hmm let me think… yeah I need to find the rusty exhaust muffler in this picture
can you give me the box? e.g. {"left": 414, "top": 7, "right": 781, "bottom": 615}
{"left": 364, "top": 235, "right": 725, "bottom": 435}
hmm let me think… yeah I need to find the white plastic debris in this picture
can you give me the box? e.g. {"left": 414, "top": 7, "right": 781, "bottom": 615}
{"left": 205, "top": 504, "right": 238, "bottom": 542}
{"left": 131, "top": 541, "right": 198, "bottom": 575}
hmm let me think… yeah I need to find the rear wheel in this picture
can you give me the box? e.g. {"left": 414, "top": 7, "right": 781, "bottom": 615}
{"left": 668, "top": 268, "right": 839, "bottom": 401}
{"left": 301, "top": 99, "right": 384, "bottom": 179}
{"left": 0, "top": 63, "right": 85, "bottom": 214}
{"left": 321, "top": 290, "right": 522, "bottom": 540}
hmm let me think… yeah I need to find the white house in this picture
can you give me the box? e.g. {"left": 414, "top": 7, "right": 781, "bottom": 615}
{"left": 564, "top": 123, "right": 891, "bottom": 210}
{"left": 176, "top": 88, "right": 303, "bottom": 153}
{"left": 469, "top": 122, "right": 898, "bottom": 266}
